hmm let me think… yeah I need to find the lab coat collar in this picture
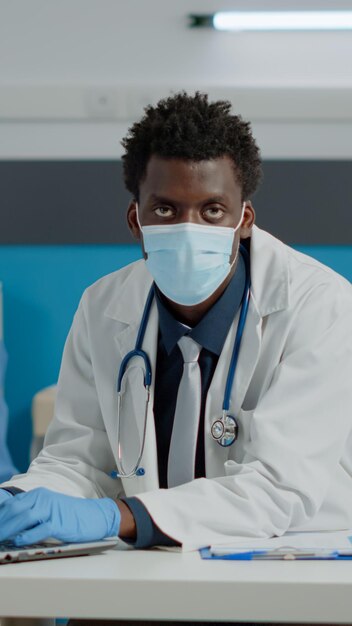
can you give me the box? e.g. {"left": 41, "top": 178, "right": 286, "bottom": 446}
{"left": 249, "top": 225, "right": 290, "bottom": 317}
{"left": 104, "top": 260, "right": 153, "bottom": 325}
{"left": 104, "top": 225, "right": 290, "bottom": 324}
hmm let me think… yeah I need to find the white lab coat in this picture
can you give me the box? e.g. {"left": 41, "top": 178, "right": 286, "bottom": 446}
{"left": 2, "top": 226, "right": 352, "bottom": 551}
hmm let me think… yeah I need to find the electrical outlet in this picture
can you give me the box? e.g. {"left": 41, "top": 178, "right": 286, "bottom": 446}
{"left": 84, "top": 88, "right": 123, "bottom": 119}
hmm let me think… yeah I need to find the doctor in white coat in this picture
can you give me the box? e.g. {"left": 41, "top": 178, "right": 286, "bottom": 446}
{"left": 0, "top": 92, "right": 352, "bottom": 557}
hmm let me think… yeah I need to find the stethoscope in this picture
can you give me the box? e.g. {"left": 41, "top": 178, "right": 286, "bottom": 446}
{"left": 114, "top": 244, "right": 251, "bottom": 478}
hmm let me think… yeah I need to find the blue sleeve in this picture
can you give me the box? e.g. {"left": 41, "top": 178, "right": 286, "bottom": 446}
{"left": 1, "top": 486, "right": 24, "bottom": 496}
{"left": 121, "top": 496, "right": 180, "bottom": 549}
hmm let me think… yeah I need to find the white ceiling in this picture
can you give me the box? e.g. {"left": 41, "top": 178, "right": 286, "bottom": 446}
{"left": 1, "top": 0, "right": 352, "bottom": 87}
{"left": 1, "top": 0, "right": 352, "bottom": 158}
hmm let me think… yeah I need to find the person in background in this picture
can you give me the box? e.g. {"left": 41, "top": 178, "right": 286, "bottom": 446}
{"left": 0, "top": 312, "right": 18, "bottom": 483}
{"left": 0, "top": 92, "right": 351, "bottom": 626}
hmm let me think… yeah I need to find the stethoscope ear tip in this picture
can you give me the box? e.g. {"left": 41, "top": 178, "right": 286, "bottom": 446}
{"left": 110, "top": 468, "right": 145, "bottom": 478}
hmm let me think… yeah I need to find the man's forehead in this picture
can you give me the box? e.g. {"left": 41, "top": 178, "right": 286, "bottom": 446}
{"left": 140, "top": 155, "right": 241, "bottom": 198}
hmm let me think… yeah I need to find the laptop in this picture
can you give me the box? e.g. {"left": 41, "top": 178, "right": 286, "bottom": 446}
{"left": 0, "top": 537, "right": 120, "bottom": 565}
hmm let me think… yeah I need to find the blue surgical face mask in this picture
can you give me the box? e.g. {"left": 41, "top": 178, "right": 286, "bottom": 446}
{"left": 136, "top": 203, "right": 245, "bottom": 306}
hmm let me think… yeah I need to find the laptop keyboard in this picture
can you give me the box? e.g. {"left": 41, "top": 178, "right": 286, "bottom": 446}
{"left": 0, "top": 541, "right": 46, "bottom": 551}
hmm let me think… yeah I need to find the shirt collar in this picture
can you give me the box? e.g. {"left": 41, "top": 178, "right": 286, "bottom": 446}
{"left": 155, "top": 251, "right": 247, "bottom": 356}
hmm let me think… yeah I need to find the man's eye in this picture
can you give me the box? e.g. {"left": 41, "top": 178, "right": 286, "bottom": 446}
{"left": 204, "top": 207, "right": 224, "bottom": 219}
{"left": 154, "top": 207, "right": 174, "bottom": 217}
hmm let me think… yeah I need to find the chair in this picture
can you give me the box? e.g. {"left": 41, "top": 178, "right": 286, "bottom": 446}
{"left": 31, "top": 385, "right": 57, "bottom": 460}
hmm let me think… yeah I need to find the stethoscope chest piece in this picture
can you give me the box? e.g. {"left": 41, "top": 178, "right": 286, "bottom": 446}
{"left": 211, "top": 413, "right": 238, "bottom": 447}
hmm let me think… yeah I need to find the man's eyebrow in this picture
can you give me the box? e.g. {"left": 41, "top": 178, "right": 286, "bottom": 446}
{"left": 148, "top": 194, "right": 175, "bottom": 203}
{"left": 203, "top": 196, "right": 228, "bottom": 203}
{"left": 147, "top": 194, "right": 228, "bottom": 204}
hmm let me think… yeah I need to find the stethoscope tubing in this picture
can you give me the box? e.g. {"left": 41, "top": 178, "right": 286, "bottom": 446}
{"left": 117, "top": 287, "right": 154, "bottom": 391}
{"left": 223, "top": 245, "right": 251, "bottom": 412}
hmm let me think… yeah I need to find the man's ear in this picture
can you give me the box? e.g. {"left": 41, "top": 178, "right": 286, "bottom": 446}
{"left": 240, "top": 201, "right": 256, "bottom": 239}
{"left": 127, "top": 200, "right": 141, "bottom": 241}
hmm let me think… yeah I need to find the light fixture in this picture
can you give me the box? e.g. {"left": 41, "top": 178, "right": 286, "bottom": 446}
{"left": 189, "top": 11, "right": 352, "bottom": 31}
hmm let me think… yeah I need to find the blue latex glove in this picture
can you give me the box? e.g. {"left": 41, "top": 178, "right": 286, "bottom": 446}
{"left": 0, "top": 488, "right": 12, "bottom": 504}
{"left": 0, "top": 487, "right": 121, "bottom": 546}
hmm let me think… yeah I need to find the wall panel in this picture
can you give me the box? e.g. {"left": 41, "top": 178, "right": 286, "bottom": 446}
{"left": 1, "top": 160, "right": 352, "bottom": 245}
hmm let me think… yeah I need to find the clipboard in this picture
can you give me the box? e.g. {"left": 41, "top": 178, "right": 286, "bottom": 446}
{"left": 199, "top": 547, "right": 352, "bottom": 560}
{"left": 199, "top": 530, "right": 352, "bottom": 560}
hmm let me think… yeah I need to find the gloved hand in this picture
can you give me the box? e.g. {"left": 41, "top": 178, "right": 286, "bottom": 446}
{"left": 0, "top": 488, "right": 12, "bottom": 504}
{"left": 0, "top": 487, "right": 121, "bottom": 546}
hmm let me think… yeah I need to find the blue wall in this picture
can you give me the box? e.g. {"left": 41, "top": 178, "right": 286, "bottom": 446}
{"left": 1, "top": 244, "right": 351, "bottom": 471}
{"left": 1, "top": 245, "right": 142, "bottom": 471}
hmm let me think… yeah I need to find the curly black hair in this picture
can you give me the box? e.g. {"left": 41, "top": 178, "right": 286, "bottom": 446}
{"left": 121, "top": 91, "right": 263, "bottom": 201}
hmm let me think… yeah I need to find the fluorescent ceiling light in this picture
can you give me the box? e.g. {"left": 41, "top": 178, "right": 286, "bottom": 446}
{"left": 190, "top": 11, "right": 352, "bottom": 31}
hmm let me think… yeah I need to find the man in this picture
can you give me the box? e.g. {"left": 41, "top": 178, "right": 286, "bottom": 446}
{"left": 0, "top": 92, "right": 351, "bottom": 555}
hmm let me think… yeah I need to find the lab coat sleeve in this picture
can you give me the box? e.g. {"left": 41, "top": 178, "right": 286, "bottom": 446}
{"left": 0, "top": 297, "right": 122, "bottom": 501}
{"left": 135, "top": 278, "right": 352, "bottom": 551}
{"left": 121, "top": 496, "right": 180, "bottom": 548}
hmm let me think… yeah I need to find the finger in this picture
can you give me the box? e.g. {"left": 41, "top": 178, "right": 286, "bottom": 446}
{"left": 0, "top": 490, "right": 37, "bottom": 522}
{"left": 0, "top": 492, "right": 44, "bottom": 541}
{"left": 0, "top": 510, "right": 38, "bottom": 542}
{"left": 13, "top": 522, "right": 53, "bottom": 547}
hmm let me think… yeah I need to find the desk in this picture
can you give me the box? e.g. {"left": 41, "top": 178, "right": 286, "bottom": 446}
{"left": 1, "top": 548, "right": 352, "bottom": 624}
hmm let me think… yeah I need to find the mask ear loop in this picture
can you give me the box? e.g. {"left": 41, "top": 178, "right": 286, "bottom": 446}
{"left": 135, "top": 201, "right": 142, "bottom": 231}
{"left": 135, "top": 201, "right": 149, "bottom": 260}
{"left": 234, "top": 202, "right": 246, "bottom": 234}
{"left": 229, "top": 202, "right": 246, "bottom": 271}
